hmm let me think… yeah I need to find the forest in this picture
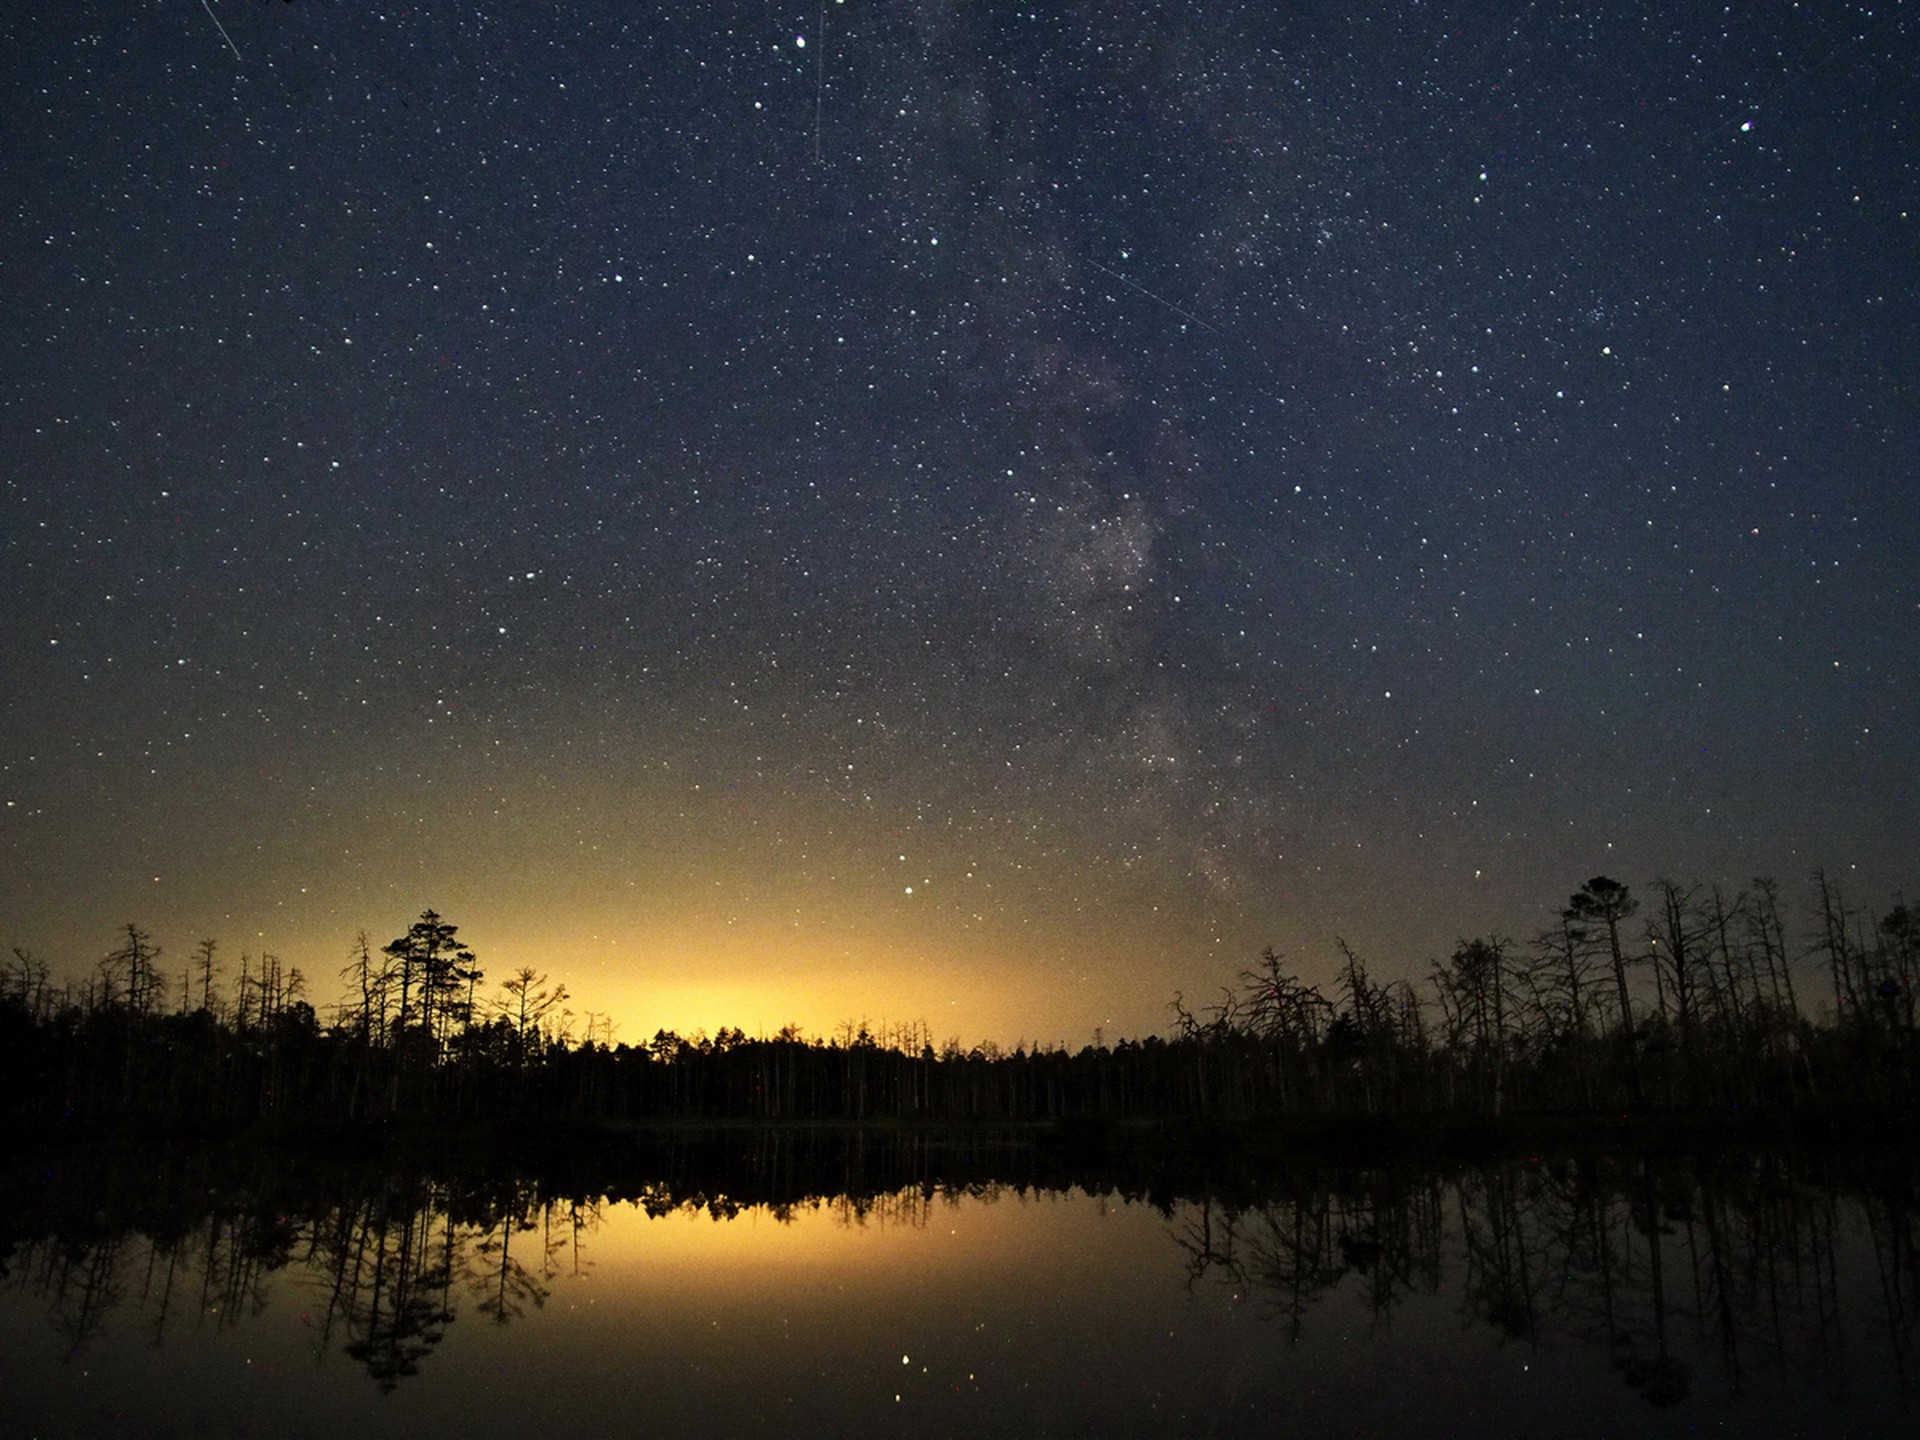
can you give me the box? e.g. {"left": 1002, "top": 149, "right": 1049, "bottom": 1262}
{"left": 2, "top": 871, "right": 1915, "bottom": 1135}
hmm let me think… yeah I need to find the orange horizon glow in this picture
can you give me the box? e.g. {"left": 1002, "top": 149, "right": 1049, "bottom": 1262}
{"left": 11, "top": 768, "right": 1907, "bottom": 1048}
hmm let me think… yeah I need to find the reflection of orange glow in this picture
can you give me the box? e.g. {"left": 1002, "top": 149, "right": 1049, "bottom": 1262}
{"left": 585, "top": 1186, "right": 1109, "bottom": 1292}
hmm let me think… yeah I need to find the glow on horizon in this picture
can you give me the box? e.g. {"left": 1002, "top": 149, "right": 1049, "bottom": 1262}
{"left": 15, "top": 783, "right": 1911, "bottom": 1050}
{"left": 9, "top": 880, "right": 1216, "bottom": 1049}
{"left": 391, "top": 903, "right": 1204, "bottom": 1050}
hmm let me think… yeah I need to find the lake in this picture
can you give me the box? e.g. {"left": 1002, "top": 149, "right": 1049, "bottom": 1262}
{"left": 2, "top": 1138, "right": 1913, "bottom": 1437}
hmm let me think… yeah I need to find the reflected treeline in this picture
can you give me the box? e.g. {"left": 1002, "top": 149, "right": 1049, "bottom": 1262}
{"left": 4, "top": 1140, "right": 1916, "bottom": 1407}
{"left": 1175, "top": 1150, "right": 1920, "bottom": 1409}
{"left": 0, "top": 1147, "right": 598, "bottom": 1392}
{"left": 0, "top": 1127, "right": 1146, "bottom": 1391}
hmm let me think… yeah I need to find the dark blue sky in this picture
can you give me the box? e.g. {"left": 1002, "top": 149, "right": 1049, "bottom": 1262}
{"left": 3, "top": 1, "right": 1914, "bottom": 1041}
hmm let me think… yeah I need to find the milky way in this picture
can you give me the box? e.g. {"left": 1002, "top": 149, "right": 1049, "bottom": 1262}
{"left": 3, "top": 3, "right": 1914, "bottom": 1043}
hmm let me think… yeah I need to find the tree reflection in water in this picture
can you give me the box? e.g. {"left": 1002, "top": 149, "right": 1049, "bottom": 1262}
{"left": 309, "top": 1174, "right": 610, "bottom": 1387}
{"left": 1, "top": 1144, "right": 1915, "bottom": 1415}
{"left": 1172, "top": 1151, "right": 1917, "bottom": 1411}
{"left": 0, "top": 1161, "right": 600, "bottom": 1392}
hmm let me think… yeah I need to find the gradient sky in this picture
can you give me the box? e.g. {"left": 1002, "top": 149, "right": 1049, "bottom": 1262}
{"left": 4, "top": 1, "right": 1914, "bottom": 1046}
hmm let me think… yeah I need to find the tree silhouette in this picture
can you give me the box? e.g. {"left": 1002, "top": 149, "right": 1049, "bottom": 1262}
{"left": 1566, "top": 877, "right": 1640, "bottom": 1038}
{"left": 191, "top": 937, "right": 220, "bottom": 1016}
{"left": 101, "top": 922, "right": 165, "bottom": 1017}
{"left": 495, "top": 967, "right": 568, "bottom": 1064}
{"left": 382, "top": 910, "right": 478, "bottom": 1049}
{"left": 1431, "top": 937, "right": 1514, "bottom": 1115}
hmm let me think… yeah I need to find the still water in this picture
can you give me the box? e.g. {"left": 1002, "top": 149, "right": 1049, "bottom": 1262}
{"left": 2, "top": 1143, "right": 1913, "bottom": 1438}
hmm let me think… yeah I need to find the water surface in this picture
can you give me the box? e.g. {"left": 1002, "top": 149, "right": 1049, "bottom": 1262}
{"left": 2, "top": 1145, "right": 1912, "bottom": 1437}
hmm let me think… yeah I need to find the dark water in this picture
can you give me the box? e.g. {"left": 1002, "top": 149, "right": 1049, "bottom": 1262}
{"left": 2, "top": 1143, "right": 1913, "bottom": 1438}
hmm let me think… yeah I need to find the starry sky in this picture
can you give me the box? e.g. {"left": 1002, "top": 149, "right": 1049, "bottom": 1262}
{"left": 4, "top": 1, "right": 1915, "bottom": 1046}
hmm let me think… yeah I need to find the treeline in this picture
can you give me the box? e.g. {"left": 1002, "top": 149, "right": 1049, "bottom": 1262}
{"left": 1171, "top": 871, "right": 1915, "bottom": 1121}
{"left": 2, "top": 872, "right": 1914, "bottom": 1130}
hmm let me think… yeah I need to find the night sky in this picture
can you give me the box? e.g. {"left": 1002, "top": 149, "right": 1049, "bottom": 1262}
{"left": 4, "top": 1, "right": 1915, "bottom": 1046}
